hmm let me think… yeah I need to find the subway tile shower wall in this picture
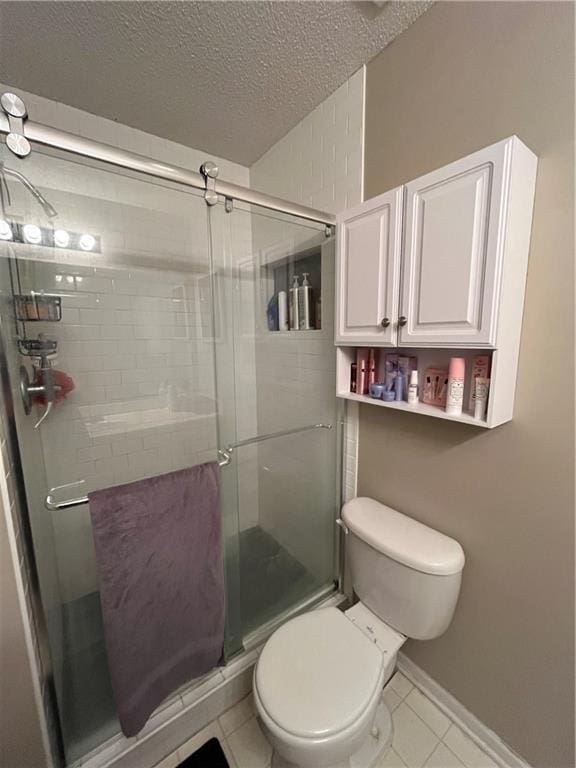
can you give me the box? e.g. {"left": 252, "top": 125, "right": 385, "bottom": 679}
{"left": 0, "top": 81, "right": 255, "bottom": 610}
{"left": 251, "top": 67, "right": 365, "bottom": 504}
{"left": 19, "top": 261, "right": 222, "bottom": 603}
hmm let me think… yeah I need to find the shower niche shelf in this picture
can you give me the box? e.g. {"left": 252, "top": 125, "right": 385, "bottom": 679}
{"left": 263, "top": 245, "right": 322, "bottom": 332}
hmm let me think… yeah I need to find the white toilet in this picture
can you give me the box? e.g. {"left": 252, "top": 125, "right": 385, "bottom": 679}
{"left": 253, "top": 497, "right": 466, "bottom": 768}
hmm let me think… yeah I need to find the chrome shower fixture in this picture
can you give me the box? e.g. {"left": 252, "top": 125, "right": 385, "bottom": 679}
{"left": 0, "top": 161, "right": 58, "bottom": 218}
{"left": 19, "top": 336, "right": 60, "bottom": 429}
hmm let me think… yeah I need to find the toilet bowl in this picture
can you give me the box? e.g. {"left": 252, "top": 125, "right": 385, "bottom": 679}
{"left": 254, "top": 605, "right": 403, "bottom": 768}
{"left": 254, "top": 497, "right": 466, "bottom": 768}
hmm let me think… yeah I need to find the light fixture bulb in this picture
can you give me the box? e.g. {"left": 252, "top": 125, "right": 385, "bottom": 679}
{"left": 54, "top": 229, "right": 70, "bottom": 248}
{"left": 23, "top": 224, "right": 42, "bottom": 245}
{"left": 0, "top": 220, "right": 13, "bottom": 241}
{"left": 79, "top": 233, "right": 96, "bottom": 251}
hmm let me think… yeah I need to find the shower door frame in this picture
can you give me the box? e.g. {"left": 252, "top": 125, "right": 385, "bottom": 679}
{"left": 0, "top": 102, "right": 345, "bottom": 767}
{"left": 0, "top": 112, "right": 335, "bottom": 227}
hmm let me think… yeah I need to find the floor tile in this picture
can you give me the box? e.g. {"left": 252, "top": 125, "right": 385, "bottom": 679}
{"left": 443, "top": 725, "right": 498, "bottom": 768}
{"left": 176, "top": 720, "right": 225, "bottom": 763}
{"left": 377, "top": 746, "right": 409, "bottom": 767}
{"left": 424, "top": 742, "right": 465, "bottom": 768}
{"left": 383, "top": 685, "right": 403, "bottom": 712}
{"left": 389, "top": 671, "right": 414, "bottom": 700}
{"left": 221, "top": 738, "right": 239, "bottom": 768}
{"left": 219, "top": 694, "right": 256, "bottom": 736}
{"left": 392, "top": 703, "right": 439, "bottom": 768}
{"left": 405, "top": 689, "right": 451, "bottom": 738}
{"left": 227, "top": 716, "right": 272, "bottom": 768}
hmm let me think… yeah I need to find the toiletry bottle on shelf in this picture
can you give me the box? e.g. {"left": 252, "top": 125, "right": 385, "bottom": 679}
{"left": 298, "top": 273, "right": 313, "bottom": 330}
{"left": 266, "top": 294, "right": 279, "bottom": 331}
{"left": 395, "top": 371, "right": 403, "bottom": 401}
{"left": 350, "top": 362, "right": 358, "bottom": 393}
{"left": 408, "top": 369, "right": 419, "bottom": 406}
{"left": 474, "top": 377, "right": 490, "bottom": 420}
{"left": 368, "top": 348, "right": 378, "bottom": 387}
{"left": 289, "top": 276, "right": 300, "bottom": 330}
{"left": 356, "top": 348, "right": 369, "bottom": 395}
{"left": 278, "top": 290, "right": 288, "bottom": 331}
{"left": 446, "top": 357, "right": 465, "bottom": 415}
{"left": 469, "top": 354, "right": 491, "bottom": 412}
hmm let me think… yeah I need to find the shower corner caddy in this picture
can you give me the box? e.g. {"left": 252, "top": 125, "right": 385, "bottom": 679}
{"left": 44, "top": 423, "right": 333, "bottom": 510}
{"left": 14, "top": 294, "right": 62, "bottom": 322}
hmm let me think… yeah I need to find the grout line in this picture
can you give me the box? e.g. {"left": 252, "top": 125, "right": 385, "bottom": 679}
{"left": 402, "top": 689, "right": 451, "bottom": 740}
{"left": 438, "top": 740, "right": 468, "bottom": 768}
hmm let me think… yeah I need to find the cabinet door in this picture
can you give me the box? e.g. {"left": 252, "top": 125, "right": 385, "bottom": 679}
{"left": 399, "top": 139, "right": 512, "bottom": 347}
{"left": 335, "top": 187, "right": 403, "bottom": 345}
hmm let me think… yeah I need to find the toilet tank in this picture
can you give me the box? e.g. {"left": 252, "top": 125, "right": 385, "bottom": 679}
{"left": 342, "top": 498, "right": 465, "bottom": 641}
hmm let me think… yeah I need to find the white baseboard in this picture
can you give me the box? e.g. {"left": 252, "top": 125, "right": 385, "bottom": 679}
{"left": 397, "top": 653, "right": 531, "bottom": 768}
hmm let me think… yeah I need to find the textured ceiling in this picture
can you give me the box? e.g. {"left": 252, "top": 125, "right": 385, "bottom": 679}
{"left": 0, "top": 1, "right": 431, "bottom": 165}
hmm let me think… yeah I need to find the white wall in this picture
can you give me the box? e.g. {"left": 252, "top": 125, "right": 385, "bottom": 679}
{"left": 250, "top": 67, "right": 365, "bottom": 507}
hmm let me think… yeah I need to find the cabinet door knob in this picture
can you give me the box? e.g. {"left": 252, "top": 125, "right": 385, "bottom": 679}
{"left": 398, "top": 316, "right": 408, "bottom": 327}
{"left": 380, "top": 317, "right": 390, "bottom": 328}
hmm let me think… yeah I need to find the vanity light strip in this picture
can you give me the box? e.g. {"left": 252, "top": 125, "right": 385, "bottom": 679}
{"left": 0, "top": 219, "right": 101, "bottom": 253}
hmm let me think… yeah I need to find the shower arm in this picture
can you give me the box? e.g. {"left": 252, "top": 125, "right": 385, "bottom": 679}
{"left": 0, "top": 162, "right": 58, "bottom": 218}
{"left": 44, "top": 423, "right": 333, "bottom": 510}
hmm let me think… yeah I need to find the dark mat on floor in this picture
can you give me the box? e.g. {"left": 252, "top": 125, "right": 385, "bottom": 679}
{"left": 178, "top": 737, "right": 230, "bottom": 767}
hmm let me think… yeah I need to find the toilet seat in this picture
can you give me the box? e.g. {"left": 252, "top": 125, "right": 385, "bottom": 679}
{"left": 255, "top": 608, "right": 385, "bottom": 739}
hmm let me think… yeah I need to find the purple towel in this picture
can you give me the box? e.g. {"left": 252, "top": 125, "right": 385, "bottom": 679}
{"left": 88, "top": 462, "right": 224, "bottom": 737}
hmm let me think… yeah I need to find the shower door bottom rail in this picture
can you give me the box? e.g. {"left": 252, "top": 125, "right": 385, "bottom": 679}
{"left": 44, "top": 422, "right": 333, "bottom": 510}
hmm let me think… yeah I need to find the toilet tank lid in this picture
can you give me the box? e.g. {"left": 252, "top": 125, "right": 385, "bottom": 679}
{"left": 342, "top": 497, "right": 465, "bottom": 576}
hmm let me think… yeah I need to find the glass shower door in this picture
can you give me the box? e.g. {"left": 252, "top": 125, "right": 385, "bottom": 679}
{"left": 0, "top": 136, "right": 340, "bottom": 764}
{"left": 0, "top": 143, "right": 242, "bottom": 763}
{"left": 209, "top": 201, "right": 341, "bottom": 642}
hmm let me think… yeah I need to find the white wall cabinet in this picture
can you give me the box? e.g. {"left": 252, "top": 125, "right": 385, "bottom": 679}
{"left": 335, "top": 187, "right": 402, "bottom": 345}
{"left": 335, "top": 136, "right": 538, "bottom": 427}
{"left": 400, "top": 140, "right": 518, "bottom": 347}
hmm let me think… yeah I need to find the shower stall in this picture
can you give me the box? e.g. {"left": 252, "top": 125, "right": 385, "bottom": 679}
{"left": 0, "top": 106, "right": 342, "bottom": 766}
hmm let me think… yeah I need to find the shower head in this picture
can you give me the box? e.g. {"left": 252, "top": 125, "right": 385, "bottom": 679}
{"left": 0, "top": 162, "right": 58, "bottom": 218}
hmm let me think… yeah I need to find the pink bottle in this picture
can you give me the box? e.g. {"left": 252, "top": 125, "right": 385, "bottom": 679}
{"left": 356, "top": 348, "right": 369, "bottom": 395}
{"left": 446, "top": 357, "right": 466, "bottom": 415}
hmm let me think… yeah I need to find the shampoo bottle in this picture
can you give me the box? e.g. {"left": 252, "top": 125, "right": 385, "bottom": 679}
{"left": 278, "top": 290, "right": 288, "bottom": 331}
{"left": 297, "top": 273, "right": 313, "bottom": 330}
{"left": 289, "top": 276, "right": 300, "bottom": 330}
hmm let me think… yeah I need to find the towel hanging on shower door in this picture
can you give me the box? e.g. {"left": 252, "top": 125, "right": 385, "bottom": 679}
{"left": 88, "top": 462, "right": 224, "bottom": 737}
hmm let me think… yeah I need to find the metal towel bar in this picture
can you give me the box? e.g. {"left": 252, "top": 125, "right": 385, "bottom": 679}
{"left": 44, "top": 422, "right": 332, "bottom": 510}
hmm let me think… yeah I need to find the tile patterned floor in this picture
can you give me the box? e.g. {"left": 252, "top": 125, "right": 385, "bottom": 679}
{"left": 154, "top": 672, "right": 498, "bottom": 768}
